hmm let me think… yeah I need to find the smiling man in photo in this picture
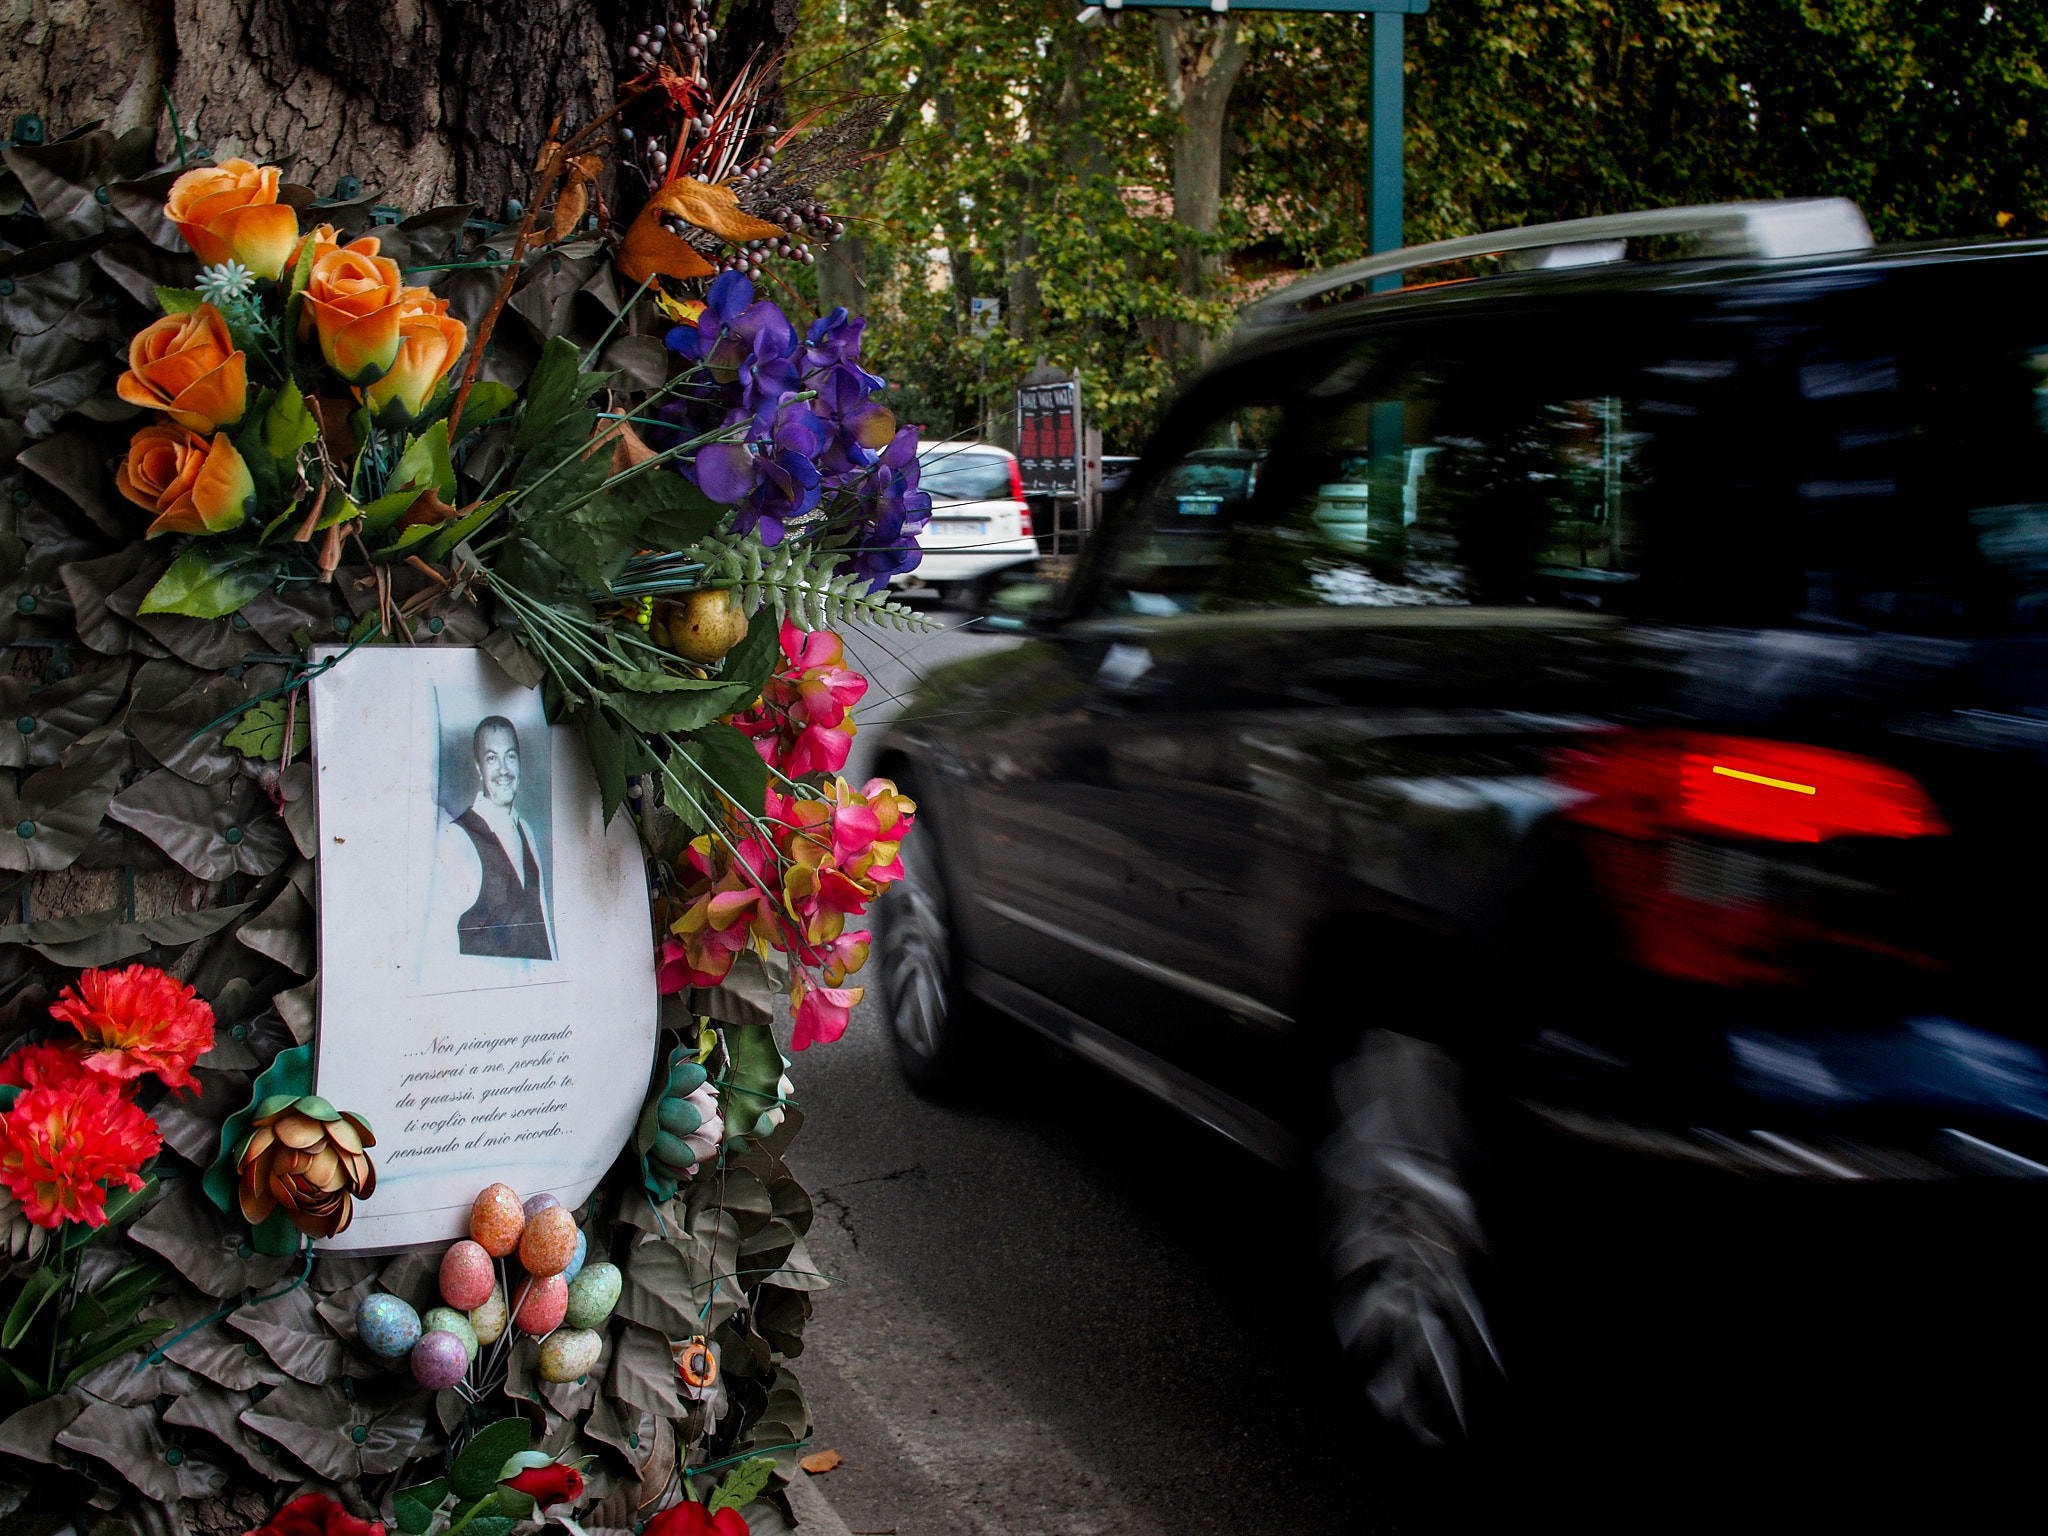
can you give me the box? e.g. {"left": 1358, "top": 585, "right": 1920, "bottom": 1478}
{"left": 435, "top": 715, "right": 555, "bottom": 960}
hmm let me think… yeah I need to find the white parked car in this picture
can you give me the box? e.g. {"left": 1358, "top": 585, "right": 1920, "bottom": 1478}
{"left": 900, "top": 442, "right": 1038, "bottom": 604}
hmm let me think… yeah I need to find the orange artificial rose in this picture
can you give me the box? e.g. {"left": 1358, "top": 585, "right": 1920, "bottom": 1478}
{"left": 305, "top": 242, "right": 406, "bottom": 384}
{"left": 116, "top": 422, "right": 255, "bottom": 538}
{"left": 115, "top": 306, "right": 248, "bottom": 433}
{"left": 357, "top": 287, "right": 468, "bottom": 424}
{"left": 165, "top": 159, "right": 299, "bottom": 279}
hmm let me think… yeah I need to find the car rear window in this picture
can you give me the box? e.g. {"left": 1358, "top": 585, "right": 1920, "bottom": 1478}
{"left": 1093, "top": 253, "right": 2048, "bottom": 635}
{"left": 917, "top": 449, "right": 1013, "bottom": 502}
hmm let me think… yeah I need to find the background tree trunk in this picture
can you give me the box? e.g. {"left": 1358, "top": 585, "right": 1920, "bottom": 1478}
{"left": 2, "top": 0, "right": 797, "bottom": 224}
{"left": 1154, "top": 12, "right": 1247, "bottom": 369}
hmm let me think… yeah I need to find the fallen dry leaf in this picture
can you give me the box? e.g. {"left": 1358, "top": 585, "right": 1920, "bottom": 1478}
{"left": 615, "top": 202, "right": 718, "bottom": 285}
{"left": 652, "top": 178, "right": 785, "bottom": 244}
{"left": 552, "top": 179, "right": 589, "bottom": 241}
{"left": 798, "top": 1449, "right": 843, "bottom": 1475}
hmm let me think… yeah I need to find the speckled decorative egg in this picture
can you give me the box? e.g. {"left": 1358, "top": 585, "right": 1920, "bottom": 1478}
{"left": 469, "top": 1182, "right": 526, "bottom": 1257}
{"left": 522, "top": 1192, "right": 561, "bottom": 1218}
{"left": 439, "top": 1239, "right": 495, "bottom": 1310}
{"left": 355, "top": 1292, "right": 421, "bottom": 1358}
{"left": 410, "top": 1329, "right": 469, "bottom": 1390}
{"left": 514, "top": 1272, "right": 568, "bottom": 1336}
{"left": 518, "top": 1205, "right": 579, "bottom": 1277}
{"left": 561, "top": 1228, "right": 588, "bottom": 1285}
{"left": 422, "top": 1307, "right": 479, "bottom": 1361}
{"left": 469, "top": 1282, "right": 508, "bottom": 1346}
{"left": 537, "top": 1327, "right": 603, "bottom": 1383}
{"left": 564, "top": 1262, "right": 621, "bottom": 1331}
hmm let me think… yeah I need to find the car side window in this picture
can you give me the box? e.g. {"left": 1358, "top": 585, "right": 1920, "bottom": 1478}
{"left": 1095, "top": 331, "right": 1647, "bottom": 617}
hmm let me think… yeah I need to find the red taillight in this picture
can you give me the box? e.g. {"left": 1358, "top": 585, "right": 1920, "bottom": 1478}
{"left": 1008, "top": 456, "right": 1026, "bottom": 501}
{"left": 1552, "top": 732, "right": 1948, "bottom": 987}
{"left": 1553, "top": 733, "right": 1949, "bottom": 844}
{"left": 1018, "top": 505, "right": 1033, "bottom": 536}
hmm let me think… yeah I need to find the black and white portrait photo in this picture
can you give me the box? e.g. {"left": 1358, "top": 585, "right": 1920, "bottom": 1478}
{"left": 434, "top": 713, "right": 555, "bottom": 960}
{"left": 426, "top": 688, "right": 557, "bottom": 970}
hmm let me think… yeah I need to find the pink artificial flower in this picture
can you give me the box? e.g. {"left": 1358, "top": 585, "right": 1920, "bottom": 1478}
{"left": 790, "top": 979, "right": 862, "bottom": 1051}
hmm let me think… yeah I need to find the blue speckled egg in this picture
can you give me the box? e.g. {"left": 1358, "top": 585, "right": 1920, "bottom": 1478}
{"left": 560, "top": 1227, "right": 588, "bottom": 1285}
{"left": 356, "top": 1292, "right": 421, "bottom": 1358}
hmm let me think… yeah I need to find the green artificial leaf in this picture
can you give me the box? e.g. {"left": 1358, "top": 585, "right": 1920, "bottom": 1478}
{"left": 59, "top": 1317, "right": 171, "bottom": 1387}
{"left": 522, "top": 488, "right": 647, "bottom": 591}
{"left": 425, "top": 493, "right": 512, "bottom": 563}
{"left": 709, "top": 1456, "right": 778, "bottom": 1514}
{"left": 492, "top": 537, "right": 568, "bottom": 602}
{"left": 682, "top": 720, "right": 769, "bottom": 819}
{"left": 87, "top": 1177, "right": 158, "bottom": 1239}
{"left": 603, "top": 614, "right": 778, "bottom": 735}
{"left": 463, "top": 1520, "right": 514, "bottom": 1536}
{"left": 448, "top": 1417, "right": 532, "bottom": 1499}
{"left": 249, "top": 1207, "right": 302, "bottom": 1257}
{"left": 155, "top": 285, "right": 203, "bottom": 314}
{"left": 514, "top": 337, "right": 586, "bottom": 455}
{"left": 392, "top": 420, "right": 457, "bottom": 500}
{"left": 62, "top": 1261, "right": 168, "bottom": 1342}
{"left": 582, "top": 705, "right": 661, "bottom": 826}
{"left": 203, "top": 1043, "right": 313, "bottom": 1215}
{"left": 611, "top": 464, "right": 723, "bottom": 552}
{"left": 383, "top": 522, "right": 438, "bottom": 554}
{"left": 3, "top": 1268, "right": 63, "bottom": 1350}
{"left": 223, "top": 696, "right": 308, "bottom": 762}
{"left": 393, "top": 1478, "right": 450, "bottom": 1534}
{"left": 609, "top": 669, "right": 735, "bottom": 695}
{"left": 287, "top": 234, "right": 316, "bottom": 298}
{"left": 260, "top": 377, "right": 321, "bottom": 463}
{"left": 138, "top": 544, "right": 268, "bottom": 619}
{"left": 451, "top": 381, "right": 517, "bottom": 438}
{"left": 719, "top": 1022, "right": 789, "bottom": 1148}
{"left": 356, "top": 485, "right": 422, "bottom": 537}
{"left": 257, "top": 499, "right": 305, "bottom": 545}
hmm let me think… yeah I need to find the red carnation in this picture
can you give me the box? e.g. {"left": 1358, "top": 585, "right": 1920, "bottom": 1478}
{"left": 503, "top": 1464, "right": 585, "bottom": 1508}
{"left": 0, "top": 1074, "right": 161, "bottom": 1227}
{"left": 48, "top": 964, "right": 215, "bottom": 1091}
{"left": 0, "top": 1041, "right": 95, "bottom": 1091}
{"left": 643, "top": 1503, "right": 749, "bottom": 1536}
{"left": 243, "top": 1493, "right": 385, "bottom": 1536}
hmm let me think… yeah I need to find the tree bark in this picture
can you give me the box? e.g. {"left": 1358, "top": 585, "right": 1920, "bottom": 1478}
{"left": 1153, "top": 12, "right": 1248, "bottom": 368}
{"left": 3, "top": 0, "right": 792, "bottom": 225}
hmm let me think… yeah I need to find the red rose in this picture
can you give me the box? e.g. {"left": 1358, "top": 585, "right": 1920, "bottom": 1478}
{"left": 643, "top": 1503, "right": 749, "bottom": 1536}
{"left": 502, "top": 1463, "right": 585, "bottom": 1508}
{"left": 245, "top": 1493, "right": 385, "bottom": 1536}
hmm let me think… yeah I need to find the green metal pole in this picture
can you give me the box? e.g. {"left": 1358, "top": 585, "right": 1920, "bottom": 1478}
{"left": 1368, "top": 8, "right": 1404, "bottom": 288}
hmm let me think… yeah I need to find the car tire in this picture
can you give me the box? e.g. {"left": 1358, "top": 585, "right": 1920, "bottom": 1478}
{"left": 872, "top": 776, "right": 993, "bottom": 1096}
{"left": 1319, "top": 1027, "right": 1507, "bottom": 1448}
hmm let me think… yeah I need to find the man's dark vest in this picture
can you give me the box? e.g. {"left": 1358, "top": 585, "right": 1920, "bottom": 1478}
{"left": 453, "top": 808, "right": 551, "bottom": 959}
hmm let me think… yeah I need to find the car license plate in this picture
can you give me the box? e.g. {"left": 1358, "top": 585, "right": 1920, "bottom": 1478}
{"left": 938, "top": 519, "right": 988, "bottom": 537}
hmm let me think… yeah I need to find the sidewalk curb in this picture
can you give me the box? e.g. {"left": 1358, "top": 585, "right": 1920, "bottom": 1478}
{"left": 784, "top": 1471, "right": 857, "bottom": 1536}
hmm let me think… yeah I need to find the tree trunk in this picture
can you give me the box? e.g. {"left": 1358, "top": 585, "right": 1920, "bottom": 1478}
{"left": 1153, "top": 12, "right": 1248, "bottom": 368}
{"left": 2, "top": 0, "right": 795, "bottom": 225}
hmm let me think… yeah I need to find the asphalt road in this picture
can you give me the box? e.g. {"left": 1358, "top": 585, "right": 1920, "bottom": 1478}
{"left": 776, "top": 606, "right": 2048, "bottom": 1533}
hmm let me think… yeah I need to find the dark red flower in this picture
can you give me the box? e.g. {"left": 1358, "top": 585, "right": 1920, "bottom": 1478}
{"left": 47, "top": 964, "right": 215, "bottom": 1090}
{"left": 244, "top": 1492, "right": 385, "bottom": 1536}
{"left": 503, "top": 1463, "right": 585, "bottom": 1508}
{"left": 643, "top": 1503, "right": 749, "bottom": 1536}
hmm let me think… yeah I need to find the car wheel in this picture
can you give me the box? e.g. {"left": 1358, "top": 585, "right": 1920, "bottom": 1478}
{"left": 872, "top": 780, "right": 990, "bottom": 1095}
{"left": 1320, "top": 1027, "right": 1507, "bottom": 1448}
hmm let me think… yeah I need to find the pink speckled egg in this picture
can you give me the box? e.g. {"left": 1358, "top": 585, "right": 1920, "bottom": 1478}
{"left": 522, "top": 1193, "right": 561, "bottom": 1218}
{"left": 514, "top": 1272, "right": 568, "bottom": 1336}
{"left": 410, "top": 1329, "right": 469, "bottom": 1390}
{"left": 439, "top": 1239, "right": 495, "bottom": 1310}
{"left": 469, "top": 1183, "right": 526, "bottom": 1258}
{"left": 518, "top": 1205, "right": 578, "bottom": 1278}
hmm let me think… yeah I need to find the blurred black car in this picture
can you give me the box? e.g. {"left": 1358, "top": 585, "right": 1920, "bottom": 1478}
{"left": 869, "top": 201, "right": 2048, "bottom": 1444}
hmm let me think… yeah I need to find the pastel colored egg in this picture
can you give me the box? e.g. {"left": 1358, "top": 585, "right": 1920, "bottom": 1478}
{"left": 355, "top": 1292, "right": 421, "bottom": 1358}
{"left": 410, "top": 1330, "right": 469, "bottom": 1390}
{"left": 538, "top": 1327, "right": 603, "bottom": 1383}
{"left": 438, "top": 1239, "right": 496, "bottom": 1310}
{"left": 469, "top": 1282, "right": 508, "bottom": 1346}
{"left": 564, "top": 1261, "right": 621, "bottom": 1331}
{"left": 469, "top": 1183, "right": 526, "bottom": 1257}
{"left": 517, "top": 1205, "right": 578, "bottom": 1277}
{"left": 422, "top": 1307, "right": 479, "bottom": 1361}
{"left": 514, "top": 1272, "right": 568, "bottom": 1336}
{"left": 522, "top": 1192, "right": 561, "bottom": 1219}
{"left": 561, "top": 1228, "right": 588, "bottom": 1286}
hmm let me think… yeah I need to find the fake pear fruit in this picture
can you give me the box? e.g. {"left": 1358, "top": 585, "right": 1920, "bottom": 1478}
{"left": 656, "top": 589, "right": 748, "bottom": 663}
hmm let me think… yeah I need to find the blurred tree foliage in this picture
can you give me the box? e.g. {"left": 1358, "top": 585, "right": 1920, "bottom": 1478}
{"left": 797, "top": 0, "right": 2048, "bottom": 451}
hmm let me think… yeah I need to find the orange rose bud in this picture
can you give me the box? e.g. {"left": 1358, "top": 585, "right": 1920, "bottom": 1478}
{"left": 306, "top": 243, "right": 406, "bottom": 384}
{"left": 115, "top": 305, "right": 248, "bottom": 434}
{"left": 165, "top": 159, "right": 298, "bottom": 279}
{"left": 357, "top": 288, "right": 468, "bottom": 425}
{"left": 116, "top": 421, "right": 208, "bottom": 512}
{"left": 146, "top": 431, "right": 255, "bottom": 538}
